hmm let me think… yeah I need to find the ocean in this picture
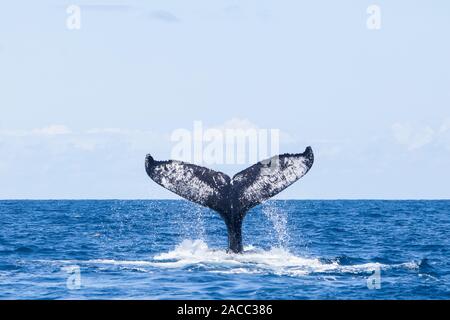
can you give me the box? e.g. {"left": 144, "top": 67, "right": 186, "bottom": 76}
{"left": 0, "top": 200, "right": 449, "bottom": 299}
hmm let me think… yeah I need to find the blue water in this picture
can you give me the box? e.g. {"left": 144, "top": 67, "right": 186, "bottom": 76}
{"left": 0, "top": 200, "right": 449, "bottom": 299}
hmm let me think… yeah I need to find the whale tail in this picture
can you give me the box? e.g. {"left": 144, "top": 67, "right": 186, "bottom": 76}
{"left": 145, "top": 147, "right": 314, "bottom": 253}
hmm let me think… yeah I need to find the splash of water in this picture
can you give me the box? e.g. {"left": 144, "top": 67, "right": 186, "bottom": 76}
{"left": 148, "top": 240, "right": 419, "bottom": 277}
{"left": 261, "top": 202, "right": 291, "bottom": 248}
{"left": 193, "top": 205, "right": 206, "bottom": 240}
{"left": 48, "top": 240, "right": 419, "bottom": 279}
{"left": 177, "top": 201, "right": 207, "bottom": 241}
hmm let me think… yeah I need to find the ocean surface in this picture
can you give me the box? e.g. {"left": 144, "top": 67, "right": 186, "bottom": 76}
{"left": 0, "top": 200, "right": 449, "bottom": 299}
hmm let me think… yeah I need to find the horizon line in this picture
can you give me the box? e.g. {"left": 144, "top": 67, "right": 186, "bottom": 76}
{"left": 0, "top": 198, "right": 449, "bottom": 201}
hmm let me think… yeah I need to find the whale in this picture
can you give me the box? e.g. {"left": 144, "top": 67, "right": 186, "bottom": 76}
{"left": 145, "top": 146, "right": 314, "bottom": 253}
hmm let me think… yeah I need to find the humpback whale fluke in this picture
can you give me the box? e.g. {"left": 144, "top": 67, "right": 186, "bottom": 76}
{"left": 145, "top": 147, "right": 314, "bottom": 253}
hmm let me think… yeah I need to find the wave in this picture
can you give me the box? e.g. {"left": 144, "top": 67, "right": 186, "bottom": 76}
{"left": 151, "top": 240, "right": 418, "bottom": 277}
{"left": 42, "top": 240, "right": 419, "bottom": 278}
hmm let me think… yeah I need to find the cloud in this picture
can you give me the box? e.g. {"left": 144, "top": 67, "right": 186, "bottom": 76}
{"left": 0, "top": 125, "right": 169, "bottom": 155}
{"left": 439, "top": 118, "right": 450, "bottom": 133}
{"left": 316, "top": 145, "right": 342, "bottom": 158}
{"left": 65, "top": 3, "right": 133, "bottom": 13}
{"left": 148, "top": 10, "right": 180, "bottom": 23}
{"left": 392, "top": 122, "right": 435, "bottom": 151}
{"left": 0, "top": 125, "right": 156, "bottom": 139}
{"left": 86, "top": 128, "right": 130, "bottom": 134}
{"left": 222, "top": 4, "right": 241, "bottom": 19}
{"left": 391, "top": 119, "right": 450, "bottom": 151}
{"left": 32, "top": 125, "right": 72, "bottom": 135}
{"left": 57, "top": 4, "right": 179, "bottom": 23}
{"left": 210, "top": 118, "right": 295, "bottom": 144}
{"left": 0, "top": 125, "right": 72, "bottom": 136}
{"left": 213, "top": 118, "right": 258, "bottom": 131}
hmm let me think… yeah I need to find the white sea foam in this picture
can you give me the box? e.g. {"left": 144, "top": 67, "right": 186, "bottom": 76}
{"left": 150, "top": 240, "right": 419, "bottom": 276}
{"left": 46, "top": 240, "right": 419, "bottom": 277}
{"left": 87, "top": 259, "right": 154, "bottom": 266}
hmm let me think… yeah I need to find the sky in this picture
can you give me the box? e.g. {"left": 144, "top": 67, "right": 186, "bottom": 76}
{"left": 0, "top": 0, "right": 449, "bottom": 199}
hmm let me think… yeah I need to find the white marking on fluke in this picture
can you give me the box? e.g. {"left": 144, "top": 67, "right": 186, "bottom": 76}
{"left": 145, "top": 147, "right": 314, "bottom": 253}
